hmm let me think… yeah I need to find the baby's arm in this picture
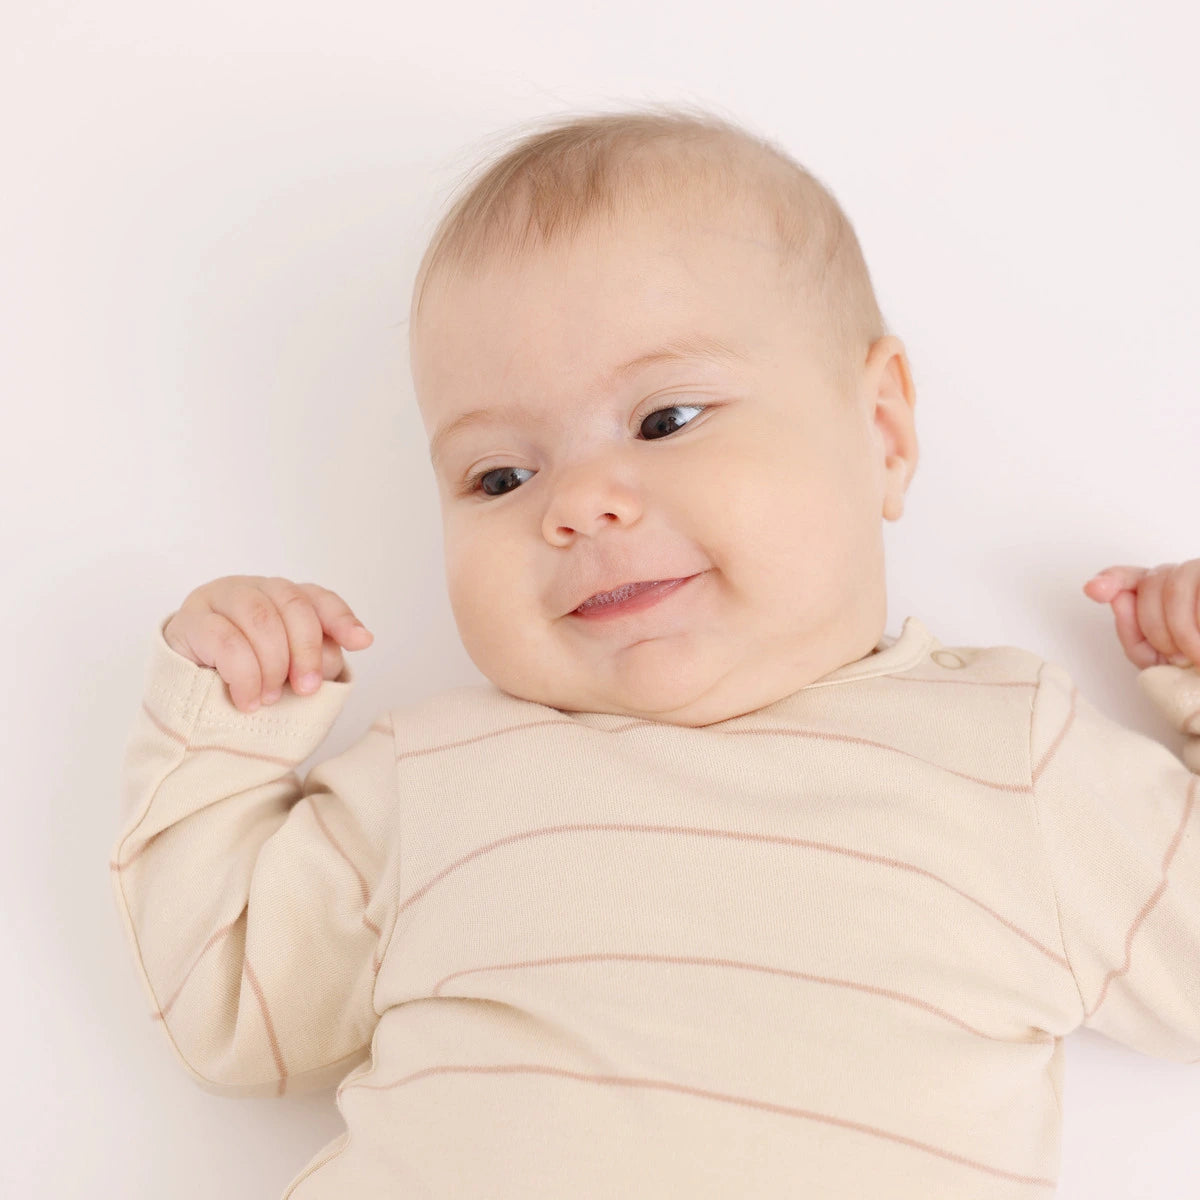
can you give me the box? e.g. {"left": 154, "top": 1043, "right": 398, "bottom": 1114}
{"left": 109, "top": 581, "right": 400, "bottom": 1099}
{"left": 1029, "top": 655, "right": 1200, "bottom": 1061}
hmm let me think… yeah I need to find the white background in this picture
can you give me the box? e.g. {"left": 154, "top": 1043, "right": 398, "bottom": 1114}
{"left": 3, "top": 1, "right": 1198, "bottom": 1196}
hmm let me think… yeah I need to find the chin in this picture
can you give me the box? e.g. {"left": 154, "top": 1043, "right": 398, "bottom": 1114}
{"left": 486, "top": 640, "right": 728, "bottom": 722}
{"left": 587, "top": 654, "right": 725, "bottom": 722}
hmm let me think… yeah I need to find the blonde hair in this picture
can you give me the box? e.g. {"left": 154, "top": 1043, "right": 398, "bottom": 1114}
{"left": 409, "top": 102, "right": 889, "bottom": 398}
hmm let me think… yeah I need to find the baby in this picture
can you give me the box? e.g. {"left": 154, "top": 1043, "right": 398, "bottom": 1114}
{"left": 110, "top": 106, "right": 1200, "bottom": 1198}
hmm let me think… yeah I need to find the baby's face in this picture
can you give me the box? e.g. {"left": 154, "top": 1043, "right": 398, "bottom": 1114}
{"left": 411, "top": 197, "right": 916, "bottom": 725}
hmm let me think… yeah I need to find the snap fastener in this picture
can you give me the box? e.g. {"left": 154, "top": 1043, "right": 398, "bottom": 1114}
{"left": 930, "top": 649, "right": 966, "bottom": 670}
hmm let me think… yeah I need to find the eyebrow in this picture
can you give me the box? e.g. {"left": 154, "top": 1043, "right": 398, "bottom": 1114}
{"left": 427, "top": 332, "right": 746, "bottom": 471}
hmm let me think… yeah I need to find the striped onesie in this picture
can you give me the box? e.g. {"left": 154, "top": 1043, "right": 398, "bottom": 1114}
{"left": 110, "top": 614, "right": 1200, "bottom": 1197}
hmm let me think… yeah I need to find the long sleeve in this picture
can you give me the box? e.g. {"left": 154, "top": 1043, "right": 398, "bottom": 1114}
{"left": 109, "top": 615, "right": 402, "bottom": 1099}
{"left": 1028, "top": 657, "right": 1200, "bottom": 1062}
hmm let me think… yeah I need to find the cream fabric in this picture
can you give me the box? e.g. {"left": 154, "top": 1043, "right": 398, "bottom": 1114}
{"left": 110, "top": 614, "right": 1200, "bottom": 1198}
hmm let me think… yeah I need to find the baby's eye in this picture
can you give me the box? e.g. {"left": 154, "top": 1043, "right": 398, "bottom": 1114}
{"left": 471, "top": 465, "right": 533, "bottom": 498}
{"left": 639, "top": 403, "right": 705, "bottom": 440}
{"left": 467, "top": 403, "right": 706, "bottom": 498}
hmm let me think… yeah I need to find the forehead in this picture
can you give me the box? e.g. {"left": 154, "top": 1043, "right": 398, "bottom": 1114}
{"left": 412, "top": 204, "right": 795, "bottom": 416}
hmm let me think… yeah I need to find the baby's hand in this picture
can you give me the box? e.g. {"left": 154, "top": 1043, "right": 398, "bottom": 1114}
{"left": 1083, "top": 560, "right": 1200, "bottom": 670}
{"left": 162, "top": 575, "right": 374, "bottom": 713}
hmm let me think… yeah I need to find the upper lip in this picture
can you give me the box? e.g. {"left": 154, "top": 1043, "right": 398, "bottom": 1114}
{"left": 569, "top": 573, "right": 698, "bottom": 614}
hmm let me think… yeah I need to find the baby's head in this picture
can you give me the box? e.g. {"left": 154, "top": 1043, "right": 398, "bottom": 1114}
{"left": 408, "top": 105, "right": 919, "bottom": 727}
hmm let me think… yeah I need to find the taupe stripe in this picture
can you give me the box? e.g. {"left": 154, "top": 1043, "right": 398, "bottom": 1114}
{"left": 432, "top": 952, "right": 1055, "bottom": 1044}
{"left": 395, "top": 717, "right": 617, "bottom": 760}
{"left": 109, "top": 715, "right": 393, "bottom": 873}
{"left": 147, "top": 919, "right": 288, "bottom": 1096}
{"left": 341, "top": 1062, "right": 1057, "bottom": 1187}
{"left": 139, "top": 701, "right": 392, "bottom": 765}
{"left": 724, "top": 726, "right": 1031, "bottom": 792}
{"left": 118, "top": 713, "right": 396, "bottom": 1095}
{"left": 396, "top": 822, "right": 1070, "bottom": 967}
{"left": 888, "top": 676, "right": 1037, "bottom": 688}
{"left": 1032, "top": 680, "right": 1200, "bottom": 1023}
{"left": 114, "top": 700, "right": 1031, "bottom": 879}
{"left": 153, "top": 918, "right": 240, "bottom": 1021}
{"left": 1030, "top": 679, "right": 1075, "bottom": 786}
{"left": 138, "top": 698, "right": 298, "bottom": 765}
{"left": 239, "top": 956, "right": 290, "bottom": 1097}
{"left": 396, "top": 716, "right": 1031, "bottom": 793}
{"left": 140, "top": 700, "right": 188, "bottom": 746}
{"left": 306, "top": 799, "right": 383, "bottom": 940}
{"left": 1084, "top": 773, "right": 1198, "bottom": 1019}
{"left": 148, "top": 908, "right": 384, "bottom": 1097}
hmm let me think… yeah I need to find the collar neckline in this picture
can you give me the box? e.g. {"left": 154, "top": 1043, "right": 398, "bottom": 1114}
{"left": 798, "top": 614, "right": 936, "bottom": 690}
{"left": 729, "top": 615, "right": 935, "bottom": 725}
{"left": 552, "top": 616, "right": 938, "bottom": 729}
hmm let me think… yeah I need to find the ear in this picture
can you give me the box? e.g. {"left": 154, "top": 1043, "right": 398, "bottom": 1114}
{"left": 862, "top": 335, "right": 918, "bottom": 521}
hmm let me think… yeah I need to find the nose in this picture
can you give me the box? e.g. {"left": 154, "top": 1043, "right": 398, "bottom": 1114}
{"left": 541, "top": 457, "right": 644, "bottom": 544}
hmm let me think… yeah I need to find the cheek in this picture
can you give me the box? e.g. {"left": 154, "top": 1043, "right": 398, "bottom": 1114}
{"left": 690, "top": 432, "right": 835, "bottom": 539}
{"left": 686, "top": 434, "right": 864, "bottom": 596}
{"left": 442, "top": 525, "right": 488, "bottom": 622}
{"left": 443, "top": 518, "right": 525, "bottom": 622}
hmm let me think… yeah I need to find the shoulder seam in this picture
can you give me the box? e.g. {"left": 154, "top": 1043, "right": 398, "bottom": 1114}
{"left": 1027, "top": 658, "right": 1087, "bottom": 1016}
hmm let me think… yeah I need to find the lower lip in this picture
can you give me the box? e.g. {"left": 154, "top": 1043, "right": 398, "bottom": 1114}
{"left": 570, "top": 575, "right": 700, "bottom": 620}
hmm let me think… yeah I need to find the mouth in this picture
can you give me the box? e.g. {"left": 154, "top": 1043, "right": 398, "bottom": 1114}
{"left": 570, "top": 575, "right": 700, "bottom": 620}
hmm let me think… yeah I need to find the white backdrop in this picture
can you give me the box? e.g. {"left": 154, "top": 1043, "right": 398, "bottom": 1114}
{"left": 3, "top": 1, "right": 1198, "bottom": 1196}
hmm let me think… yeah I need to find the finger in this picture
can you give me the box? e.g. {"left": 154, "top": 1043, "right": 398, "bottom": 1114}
{"left": 1083, "top": 576, "right": 1121, "bottom": 603}
{"left": 1110, "top": 588, "right": 1161, "bottom": 669}
{"left": 202, "top": 610, "right": 265, "bottom": 712}
{"left": 294, "top": 583, "right": 374, "bottom": 649}
{"left": 214, "top": 579, "right": 295, "bottom": 703}
{"left": 1083, "top": 565, "right": 1148, "bottom": 603}
{"left": 1160, "top": 560, "right": 1200, "bottom": 667}
{"left": 1135, "top": 564, "right": 1184, "bottom": 665}
{"left": 320, "top": 634, "right": 347, "bottom": 682}
{"left": 259, "top": 578, "right": 330, "bottom": 695}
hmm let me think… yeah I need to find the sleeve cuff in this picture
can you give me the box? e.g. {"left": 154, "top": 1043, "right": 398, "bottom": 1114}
{"left": 1137, "top": 662, "right": 1200, "bottom": 733}
{"left": 143, "top": 612, "right": 357, "bottom": 756}
{"left": 1138, "top": 662, "right": 1200, "bottom": 772}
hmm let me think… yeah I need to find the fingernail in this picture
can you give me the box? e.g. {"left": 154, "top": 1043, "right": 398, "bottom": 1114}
{"left": 262, "top": 689, "right": 281, "bottom": 704}
{"left": 246, "top": 698, "right": 260, "bottom": 712}
{"left": 298, "top": 672, "right": 321, "bottom": 693}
